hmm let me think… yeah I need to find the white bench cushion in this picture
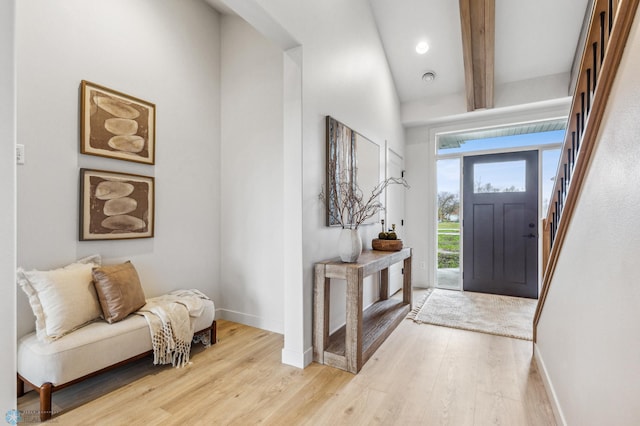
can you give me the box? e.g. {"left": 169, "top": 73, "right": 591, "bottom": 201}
{"left": 18, "top": 298, "right": 215, "bottom": 387}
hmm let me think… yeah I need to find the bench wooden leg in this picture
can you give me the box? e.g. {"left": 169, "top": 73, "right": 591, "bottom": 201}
{"left": 40, "top": 382, "right": 52, "bottom": 421}
{"left": 211, "top": 320, "right": 217, "bottom": 344}
{"left": 17, "top": 374, "right": 24, "bottom": 397}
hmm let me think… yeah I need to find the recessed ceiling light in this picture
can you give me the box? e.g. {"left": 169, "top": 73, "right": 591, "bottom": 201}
{"left": 422, "top": 71, "right": 437, "bottom": 83}
{"left": 415, "top": 41, "right": 430, "bottom": 54}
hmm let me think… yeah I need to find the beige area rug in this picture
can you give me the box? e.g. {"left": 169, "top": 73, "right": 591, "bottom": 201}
{"left": 408, "top": 288, "right": 537, "bottom": 340}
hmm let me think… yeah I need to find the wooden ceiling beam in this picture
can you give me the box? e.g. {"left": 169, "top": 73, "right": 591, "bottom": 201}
{"left": 459, "top": 0, "right": 495, "bottom": 111}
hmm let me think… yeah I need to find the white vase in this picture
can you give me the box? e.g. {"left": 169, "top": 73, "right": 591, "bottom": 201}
{"left": 338, "top": 228, "right": 362, "bottom": 263}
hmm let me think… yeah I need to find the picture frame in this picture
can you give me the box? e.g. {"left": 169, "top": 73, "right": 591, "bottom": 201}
{"left": 80, "top": 80, "right": 156, "bottom": 165}
{"left": 325, "top": 116, "right": 383, "bottom": 227}
{"left": 79, "top": 168, "right": 155, "bottom": 241}
{"left": 326, "top": 116, "right": 356, "bottom": 226}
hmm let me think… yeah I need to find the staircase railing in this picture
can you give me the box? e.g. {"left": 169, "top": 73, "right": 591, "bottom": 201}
{"left": 534, "top": 0, "right": 639, "bottom": 340}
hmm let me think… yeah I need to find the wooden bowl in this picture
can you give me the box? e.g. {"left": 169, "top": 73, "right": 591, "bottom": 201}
{"left": 372, "top": 239, "right": 403, "bottom": 251}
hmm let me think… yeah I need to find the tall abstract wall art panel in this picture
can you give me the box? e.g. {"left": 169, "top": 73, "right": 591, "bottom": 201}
{"left": 325, "top": 116, "right": 382, "bottom": 227}
{"left": 326, "top": 116, "right": 356, "bottom": 226}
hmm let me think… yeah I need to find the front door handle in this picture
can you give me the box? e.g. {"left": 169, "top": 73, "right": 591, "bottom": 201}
{"left": 522, "top": 233, "right": 537, "bottom": 239}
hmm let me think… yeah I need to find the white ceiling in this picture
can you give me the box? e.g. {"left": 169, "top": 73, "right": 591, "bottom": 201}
{"left": 369, "top": 0, "right": 591, "bottom": 104}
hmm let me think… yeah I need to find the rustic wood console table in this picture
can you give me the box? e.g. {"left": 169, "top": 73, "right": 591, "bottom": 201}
{"left": 313, "top": 248, "right": 412, "bottom": 373}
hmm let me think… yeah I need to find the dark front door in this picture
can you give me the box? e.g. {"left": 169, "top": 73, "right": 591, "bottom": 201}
{"left": 463, "top": 150, "right": 538, "bottom": 298}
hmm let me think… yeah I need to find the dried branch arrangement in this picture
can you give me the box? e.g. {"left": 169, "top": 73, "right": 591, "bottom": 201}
{"left": 321, "top": 168, "right": 408, "bottom": 229}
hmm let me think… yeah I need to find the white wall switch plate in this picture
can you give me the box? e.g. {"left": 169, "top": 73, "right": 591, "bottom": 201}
{"left": 16, "top": 144, "right": 25, "bottom": 165}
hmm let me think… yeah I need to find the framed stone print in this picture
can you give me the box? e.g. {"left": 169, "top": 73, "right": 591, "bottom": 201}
{"left": 80, "top": 169, "right": 155, "bottom": 241}
{"left": 81, "top": 80, "right": 156, "bottom": 165}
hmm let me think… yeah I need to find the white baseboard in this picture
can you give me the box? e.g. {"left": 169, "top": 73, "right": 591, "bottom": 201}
{"left": 533, "top": 343, "right": 566, "bottom": 426}
{"left": 216, "top": 308, "right": 283, "bottom": 334}
{"left": 281, "top": 346, "right": 313, "bottom": 369}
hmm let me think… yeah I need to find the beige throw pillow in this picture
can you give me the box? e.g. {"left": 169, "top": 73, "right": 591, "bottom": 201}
{"left": 92, "top": 261, "right": 146, "bottom": 323}
{"left": 17, "top": 254, "right": 103, "bottom": 343}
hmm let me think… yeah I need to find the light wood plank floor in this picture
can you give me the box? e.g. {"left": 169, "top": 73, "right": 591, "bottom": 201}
{"left": 18, "top": 311, "right": 556, "bottom": 425}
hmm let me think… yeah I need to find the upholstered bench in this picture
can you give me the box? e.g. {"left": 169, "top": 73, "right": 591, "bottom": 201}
{"left": 16, "top": 256, "right": 216, "bottom": 421}
{"left": 17, "top": 304, "right": 215, "bottom": 421}
{"left": 17, "top": 303, "right": 215, "bottom": 421}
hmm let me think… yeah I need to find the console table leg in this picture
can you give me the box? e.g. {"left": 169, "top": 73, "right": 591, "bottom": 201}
{"left": 380, "top": 268, "right": 389, "bottom": 300}
{"left": 313, "top": 264, "right": 329, "bottom": 363}
{"left": 403, "top": 253, "right": 412, "bottom": 307}
{"left": 345, "top": 268, "right": 364, "bottom": 373}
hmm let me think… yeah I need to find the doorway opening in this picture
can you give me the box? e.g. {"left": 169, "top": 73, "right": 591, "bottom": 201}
{"left": 435, "top": 120, "right": 564, "bottom": 296}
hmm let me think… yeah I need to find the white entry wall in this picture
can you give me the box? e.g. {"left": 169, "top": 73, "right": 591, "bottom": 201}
{"left": 244, "top": 0, "right": 406, "bottom": 363}
{"left": 0, "top": 0, "right": 17, "bottom": 411}
{"left": 15, "top": 0, "right": 223, "bottom": 338}
{"left": 219, "top": 14, "right": 286, "bottom": 333}
{"left": 535, "top": 10, "right": 640, "bottom": 423}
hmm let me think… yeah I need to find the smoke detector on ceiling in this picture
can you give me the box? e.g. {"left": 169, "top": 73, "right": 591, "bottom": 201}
{"left": 422, "top": 71, "right": 437, "bottom": 83}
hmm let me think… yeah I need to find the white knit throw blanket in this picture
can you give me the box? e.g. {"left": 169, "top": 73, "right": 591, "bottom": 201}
{"left": 136, "top": 289, "right": 210, "bottom": 367}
